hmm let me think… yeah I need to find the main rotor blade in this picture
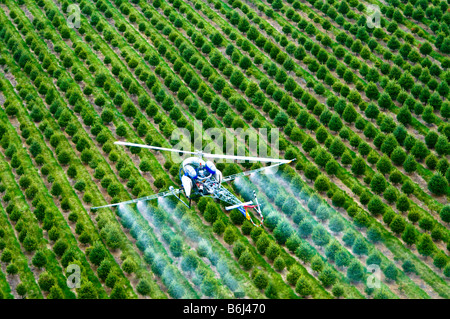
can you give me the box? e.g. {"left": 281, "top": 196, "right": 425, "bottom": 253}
{"left": 222, "top": 159, "right": 295, "bottom": 183}
{"left": 204, "top": 153, "right": 291, "bottom": 163}
{"left": 115, "top": 141, "right": 290, "bottom": 164}
{"left": 114, "top": 141, "right": 196, "bottom": 154}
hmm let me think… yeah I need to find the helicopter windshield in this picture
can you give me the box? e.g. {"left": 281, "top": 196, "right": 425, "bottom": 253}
{"left": 182, "top": 157, "right": 206, "bottom": 170}
{"left": 182, "top": 157, "right": 216, "bottom": 182}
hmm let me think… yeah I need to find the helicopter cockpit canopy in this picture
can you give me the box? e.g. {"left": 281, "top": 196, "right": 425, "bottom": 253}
{"left": 205, "top": 161, "right": 217, "bottom": 175}
{"left": 182, "top": 157, "right": 222, "bottom": 185}
{"left": 182, "top": 157, "right": 217, "bottom": 180}
{"left": 182, "top": 157, "right": 205, "bottom": 170}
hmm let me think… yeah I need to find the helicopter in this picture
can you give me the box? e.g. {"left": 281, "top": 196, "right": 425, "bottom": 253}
{"left": 91, "top": 141, "right": 295, "bottom": 227}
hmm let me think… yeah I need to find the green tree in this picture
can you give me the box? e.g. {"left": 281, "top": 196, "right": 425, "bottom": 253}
{"left": 329, "top": 138, "right": 345, "bottom": 158}
{"left": 422, "top": 106, "right": 436, "bottom": 125}
{"left": 325, "top": 159, "right": 339, "bottom": 176}
{"left": 53, "top": 239, "right": 68, "bottom": 257}
{"left": 213, "top": 219, "right": 226, "bottom": 235}
{"left": 316, "top": 205, "right": 330, "bottom": 223}
{"left": 343, "top": 104, "right": 357, "bottom": 123}
{"left": 311, "top": 255, "right": 324, "bottom": 273}
{"left": 329, "top": 216, "right": 345, "bottom": 234}
{"left": 332, "top": 284, "right": 345, "bottom": 298}
{"left": 419, "top": 217, "right": 434, "bottom": 232}
{"left": 122, "top": 258, "right": 137, "bottom": 275}
{"left": 433, "top": 251, "right": 448, "bottom": 269}
{"left": 381, "top": 134, "right": 399, "bottom": 156}
{"left": 298, "top": 220, "right": 313, "bottom": 239}
{"left": 365, "top": 103, "right": 380, "bottom": 120}
{"left": 274, "top": 112, "right": 289, "bottom": 127}
{"left": 32, "top": 250, "right": 47, "bottom": 269}
{"left": 444, "top": 264, "right": 450, "bottom": 278}
{"left": 402, "top": 224, "right": 418, "bottom": 246}
{"left": 265, "top": 282, "right": 278, "bottom": 299}
{"left": 417, "top": 234, "right": 435, "bottom": 258}
{"left": 6, "top": 264, "right": 18, "bottom": 275}
{"left": 370, "top": 173, "right": 387, "bottom": 194}
{"left": 354, "top": 211, "right": 370, "bottom": 229}
{"left": 47, "top": 286, "right": 63, "bottom": 299}
{"left": 101, "top": 109, "right": 114, "bottom": 124}
{"left": 239, "top": 56, "right": 252, "bottom": 70}
{"left": 50, "top": 182, "right": 63, "bottom": 197}
{"left": 295, "top": 277, "right": 312, "bottom": 297}
{"left": 273, "top": 256, "right": 286, "bottom": 272}
{"left": 328, "top": 114, "right": 343, "bottom": 132}
{"left": 97, "top": 260, "right": 112, "bottom": 282}
{"left": 312, "top": 225, "right": 330, "bottom": 247}
{"left": 136, "top": 279, "right": 152, "bottom": 296}
{"left": 396, "top": 195, "right": 410, "bottom": 213}
{"left": 384, "top": 263, "right": 398, "bottom": 282}
{"left": 253, "top": 271, "right": 269, "bottom": 290}
{"left": 378, "top": 93, "right": 392, "bottom": 111}
{"left": 402, "top": 180, "right": 415, "bottom": 197}
{"left": 428, "top": 172, "right": 448, "bottom": 196}
{"left": 224, "top": 227, "right": 236, "bottom": 245}
{"left": 368, "top": 196, "right": 385, "bottom": 216}
{"left": 441, "top": 102, "right": 450, "bottom": 120}
{"left": 286, "top": 266, "right": 302, "bottom": 286}
{"left": 376, "top": 155, "right": 392, "bottom": 175}
{"left": 78, "top": 281, "right": 98, "bottom": 299}
{"left": 351, "top": 157, "right": 366, "bottom": 176}
{"left": 403, "top": 155, "right": 417, "bottom": 173}
{"left": 318, "top": 267, "right": 337, "bottom": 287}
{"left": 286, "top": 234, "right": 301, "bottom": 253}
{"left": 89, "top": 241, "right": 106, "bottom": 266}
{"left": 110, "top": 284, "right": 127, "bottom": 299}
{"left": 238, "top": 250, "right": 254, "bottom": 271}
{"left": 38, "top": 272, "right": 55, "bottom": 292}
{"left": 367, "top": 226, "right": 382, "bottom": 243}
{"left": 335, "top": 250, "right": 351, "bottom": 268}
{"left": 352, "top": 237, "right": 368, "bottom": 256}
{"left": 296, "top": 243, "right": 314, "bottom": 264}
{"left": 341, "top": 150, "right": 353, "bottom": 166}
{"left": 436, "top": 136, "right": 449, "bottom": 156}
{"left": 211, "top": 32, "right": 223, "bottom": 46}
{"left": 347, "top": 260, "right": 364, "bottom": 282}
{"left": 383, "top": 186, "right": 398, "bottom": 204}
{"left": 365, "top": 82, "right": 379, "bottom": 100}
{"left": 314, "top": 175, "right": 330, "bottom": 192}
{"left": 390, "top": 215, "right": 406, "bottom": 235}
{"left": 105, "top": 272, "right": 118, "bottom": 289}
{"left": 273, "top": 221, "right": 293, "bottom": 245}
{"left": 23, "top": 235, "right": 38, "bottom": 252}
{"left": 440, "top": 205, "right": 450, "bottom": 224}
{"left": 367, "top": 150, "right": 380, "bottom": 165}
{"left": 343, "top": 69, "right": 354, "bottom": 84}
{"left": 204, "top": 203, "right": 220, "bottom": 224}
{"left": 266, "top": 243, "right": 281, "bottom": 261}
{"left": 304, "top": 164, "right": 319, "bottom": 182}
{"left": 331, "top": 191, "right": 346, "bottom": 208}
{"left": 16, "top": 283, "right": 27, "bottom": 299}
{"left": 391, "top": 166, "right": 406, "bottom": 185}
{"left": 390, "top": 147, "right": 407, "bottom": 166}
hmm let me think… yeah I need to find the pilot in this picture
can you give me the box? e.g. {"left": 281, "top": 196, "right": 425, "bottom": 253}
{"left": 181, "top": 157, "right": 222, "bottom": 198}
